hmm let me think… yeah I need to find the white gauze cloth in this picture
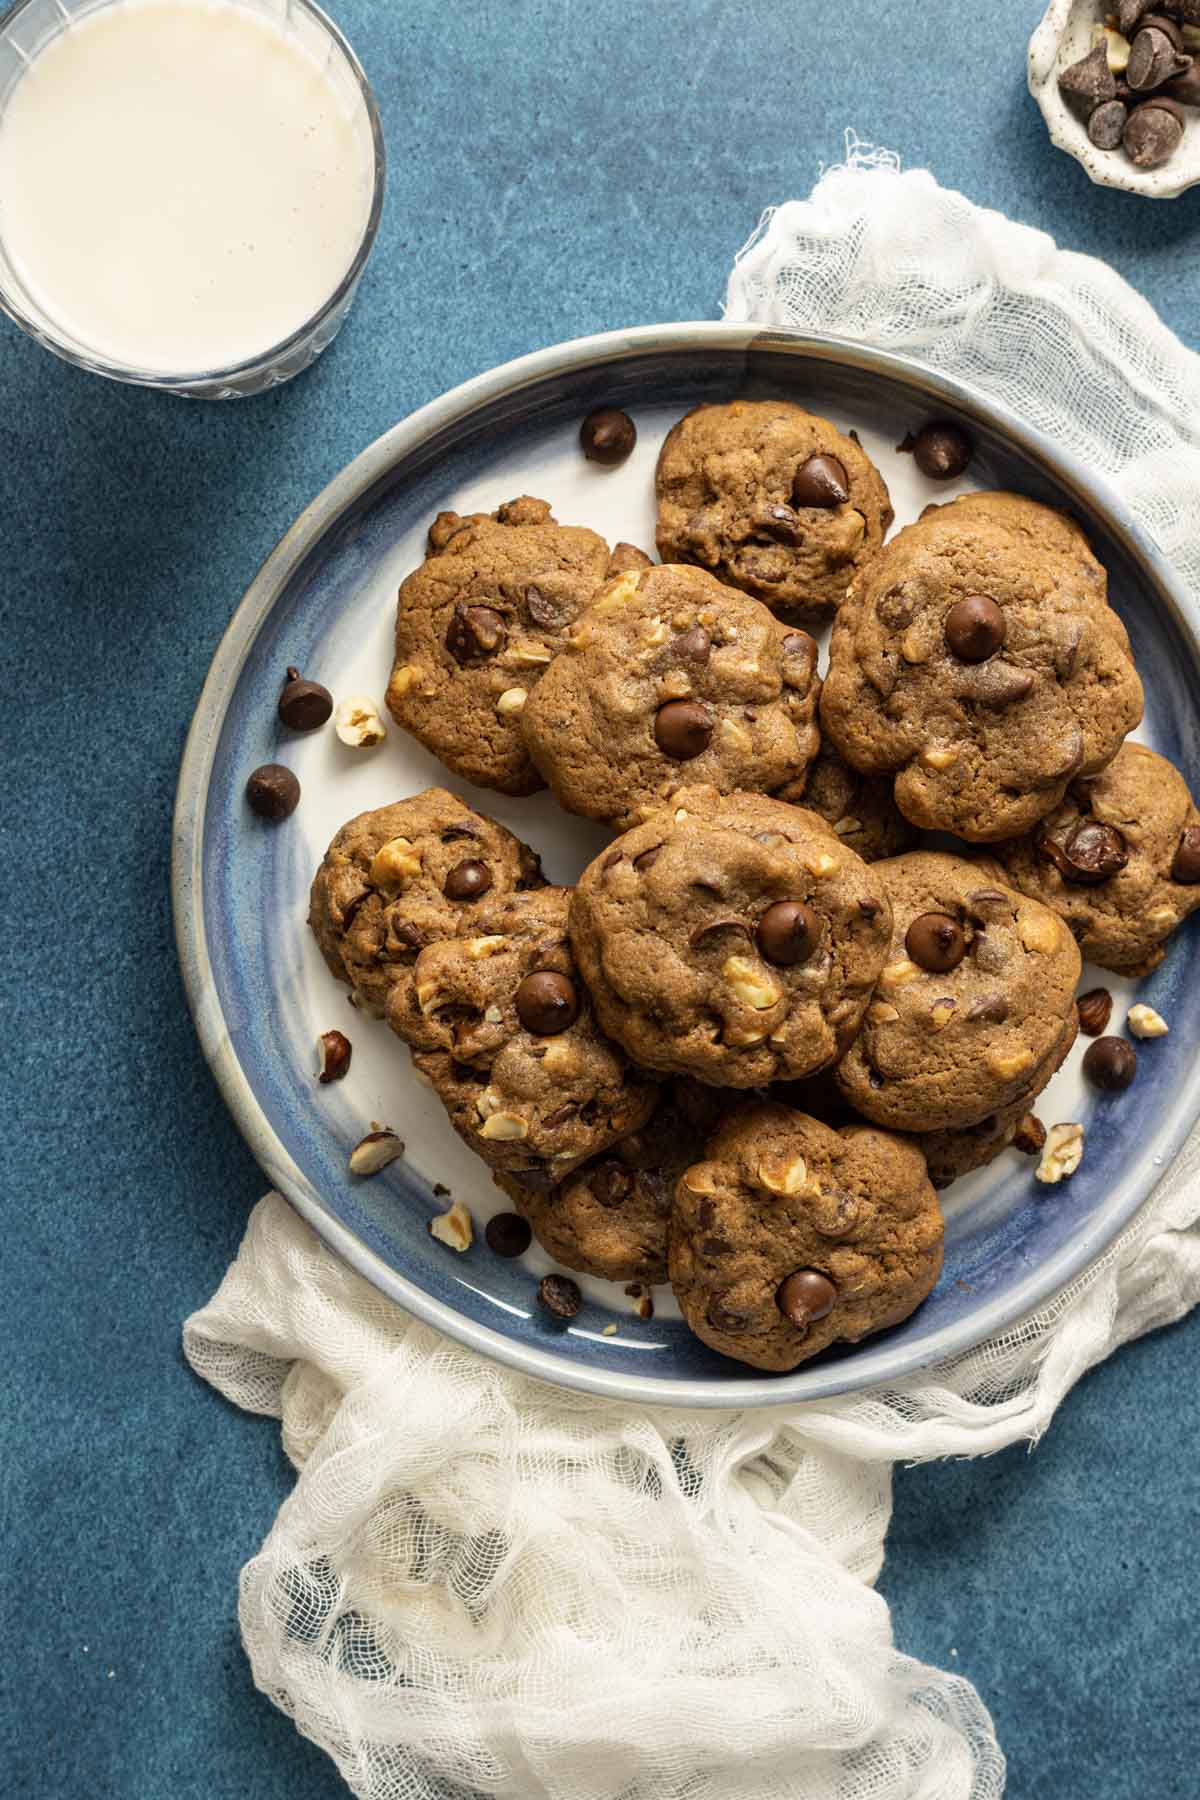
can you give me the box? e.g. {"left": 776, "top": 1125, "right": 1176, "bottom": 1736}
{"left": 184, "top": 143, "right": 1200, "bottom": 1800}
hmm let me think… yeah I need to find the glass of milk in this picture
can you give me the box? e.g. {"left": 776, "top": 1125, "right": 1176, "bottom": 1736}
{"left": 0, "top": 0, "right": 384, "bottom": 397}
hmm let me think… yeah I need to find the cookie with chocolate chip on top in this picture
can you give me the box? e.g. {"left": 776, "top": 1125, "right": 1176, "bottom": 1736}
{"left": 670, "top": 1103, "right": 943, "bottom": 1372}
{"left": 385, "top": 495, "right": 649, "bottom": 795}
{"left": 654, "top": 399, "right": 893, "bottom": 622}
{"left": 994, "top": 741, "right": 1200, "bottom": 975}
{"left": 308, "top": 788, "right": 544, "bottom": 1017}
{"left": 569, "top": 786, "right": 892, "bottom": 1088}
{"left": 820, "top": 491, "right": 1143, "bottom": 842}
{"left": 834, "top": 850, "right": 1081, "bottom": 1134}
{"left": 519, "top": 561, "right": 821, "bottom": 830}
{"left": 389, "top": 886, "right": 657, "bottom": 1185}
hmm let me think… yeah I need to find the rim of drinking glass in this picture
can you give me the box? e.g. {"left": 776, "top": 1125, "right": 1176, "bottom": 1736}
{"left": 0, "top": 0, "right": 387, "bottom": 391}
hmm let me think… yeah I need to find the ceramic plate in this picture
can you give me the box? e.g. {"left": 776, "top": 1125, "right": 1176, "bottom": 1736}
{"left": 173, "top": 322, "right": 1200, "bottom": 1406}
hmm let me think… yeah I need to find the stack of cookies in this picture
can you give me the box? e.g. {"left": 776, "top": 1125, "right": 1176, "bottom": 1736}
{"left": 305, "top": 398, "right": 1200, "bottom": 1372}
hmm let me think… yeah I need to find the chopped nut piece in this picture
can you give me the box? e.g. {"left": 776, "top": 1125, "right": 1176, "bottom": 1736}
{"left": 1013, "top": 1114, "right": 1047, "bottom": 1156}
{"left": 506, "top": 642, "right": 553, "bottom": 668}
{"left": 755, "top": 1155, "right": 808, "bottom": 1196}
{"left": 867, "top": 1000, "right": 901, "bottom": 1024}
{"left": 878, "top": 958, "right": 921, "bottom": 989}
{"left": 929, "top": 997, "right": 957, "bottom": 1031}
{"left": 483, "top": 1004, "right": 503, "bottom": 1023}
{"left": 682, "top": 1162, "right": 719, "bottom": 1195}
{"left": 1076, "top": 988, "right": 1113, "bottom": 1037}
{"left": 642, "top": 616, "right": 668, "bottom": 646}
{"left": 832, "top": 816, "right": 863, "bottom": 837}
{"left": 674, "top": 807, "right": 689, "bottom": 823}
{"left": 1092, "top": 22, "right": 1132, "bottom": 70}
{"left": 428, "top": 1198, "right": 473, "bottom": 1251}
{"left": 316, "top": 1029, "right": 352, "bottom": 1083}
{"left": 1127, "top": 1003, "right": 1168, "bottom": 1039}
{"left": 1018, "top": 912, "right": 1062, "bottom": 955}
{"left": 922, "top": 747, "right": 957, "bottom": 771}
{"left": 465, "top": 935, "right": 507, "bottom": 959}
{"left": 601, "top": 1322, "right": 619, "bottom": 1337}
{"left": 335, "top": 694, "right": 387, "bottom": 748}
{"left": 900, "top": 627, "right": 929, "bottom": 664}
{"left": 496, "top": 687, "right": 528, "bottom": 717}
{"left": 804, "top": 852, "right": 839, "bottom": 878}
{"left": 637, "top": 1292, "right": 654, "bottom": 1320}
{"left": 986, "top": 1046, "right": 1035, "bottom": 1081}
{"left": 1036, "top": 1122, "right": 1084, "bottom": 1184}
{"left": 348, "top": 1128, "right": 404, "bottom": 1176}
{"left": 478, "top": 1112, "right": 530, "bottom": 1141}
{"left": 476, "top": 1088, "right": 502, "bottom": 1119}
{"left": 723, "top": 955, "right": 782, "bottom": 1010}
{"left": 388, "top": 664, "right": 420, "bottom": 696}
{"left": 719, "top": 718, "right": 753, "bottom": 752}
{"left": 370, "top": 836, "right": 422, "bottom": 889}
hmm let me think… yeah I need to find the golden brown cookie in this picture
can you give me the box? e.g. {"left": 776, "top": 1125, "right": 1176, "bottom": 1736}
{"left": 993, "top": 742, "right": 1200, "bottom": 975}
{"left": 519, "top": 562, "right": 821, "bottom": 830}
{"left": 782, "top": 741, "right": 919, "bottom": 863}
{"left": 386, "top": 496, "right": 646, "bottom": 795}
{"left": 670, "top": 1103, "right": 943, "bottom": 1372}
{"left": 308, "top": 789, "right": 544, "bottom": 1017}
{"left": 654, "top": 399, "right": 893, "bottom": 621}
{"left": 820, "top": 492, "right": 1143, "bottom": 842}
{"left": 570, "top": 786, "right": 892, "bottom": 1088}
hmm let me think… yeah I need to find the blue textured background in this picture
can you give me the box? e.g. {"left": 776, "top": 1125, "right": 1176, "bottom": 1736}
{"left": 2, "top": 1, "right": 1198, "bottom": 1794}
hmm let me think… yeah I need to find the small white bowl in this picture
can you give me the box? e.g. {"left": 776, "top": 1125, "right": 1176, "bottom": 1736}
{"left": 1029, "top": 0, "right": 1200, "bottom": 198}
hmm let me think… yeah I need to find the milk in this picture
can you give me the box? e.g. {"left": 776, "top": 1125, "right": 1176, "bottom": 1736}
{"left": 0, "top": 0, "right": 375, "bottom": 374}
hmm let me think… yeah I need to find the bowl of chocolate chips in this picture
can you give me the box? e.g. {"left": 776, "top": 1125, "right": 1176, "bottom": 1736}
{"left": 1030, "top": 0, "right": 1200, "bottom": 195}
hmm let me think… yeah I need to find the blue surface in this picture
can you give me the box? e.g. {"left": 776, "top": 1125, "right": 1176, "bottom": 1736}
{"left": 3, "top": 0, "right": 1199, "bottom": 1794}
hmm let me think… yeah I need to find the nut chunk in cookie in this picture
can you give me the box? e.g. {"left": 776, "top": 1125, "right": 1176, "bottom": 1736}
{"left": 835, "top": 851, "right": 1081, "bottom": 1134}
{"left": 654, "top": 399, "right": 893, "bottom": 622}
{"left": 820, "top": 493, "right": 1143, "bottom": 842}
{"left": 308, "top": 788, "right": 544, "bottom": 1017}
{"left": 386, "top": 495, "right": 642, "bottom": 796}
{"left": 670, "top": 1104, "right": 943, "bottom": 1372}
{"left": 520, "top": 562, "right": 821, "bottom": 830}
{"left": 389, "top": 888, "right": 657, "bottom": 1185}
{"left": 993, "top": 742, "right": 1200, "bottom": 976}
{"left": 570, "top": 787, "right": 892, "bottom": 1088}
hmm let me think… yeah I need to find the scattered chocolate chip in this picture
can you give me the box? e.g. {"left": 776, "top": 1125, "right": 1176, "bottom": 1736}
{"left": 910, "top": 420, "right": 973, "bottom": 480}
{"left": 591, "top": 1162, "right": 636, "bottom": 1208}
{"left": 515, "top": 970, "right": 580, "bottom": 1036}
{"left": 1059, "top": 42, "right": 1119, "bottom": 114}
{"left": 672, "top": 625, "right": 712, "bottom": 664}
{"left": 446, "top": 603, "right": 506, "bottom": 665}
{"left": 278, "top": 666, "right": 333, "bottom": 730}
{"left": 792, "top": 454, "right": 849, "bottom": 508}
{"left": 485, "top": 1212, "right": 533, "bottom": 1258}
{"left": 690, "top": 916, "right": 753, "bottom": 949}
{"left": 1124, "top": 96, "right": 1186, "bottom": 163}
{"left": 444, "top": 859, "right": 492, "bottom": 902}
{"left": 1118, "top": 0, "right": 1149, "bottom": 32}
{"left": 706, "top": 1294, "right": 749, "bottom": 1333}
{"left": 1076, "top": 987, "right": 1113, "bottom": 1036}
{"left": 967, "top": 993, "right": 1009, "bottom": 1023}
{"left": 1171, "top": 825, "right": 1200, "bottom": 882}
{"left": 1127, "top": 24, "right": 1190, "bottom": 89}
{"left": 317, "top": 1029, "right": 352, "bottom": 1082}
{"left": 245, "top": 763, "right": 300, "bottom": 820}
{"left": 633, "top": 845, "right": 663, "bottom": 872}
{"left": 754, "top": 502, "right": 803, "bottom": 543}
{"left": 580, "top": 407, "right": 636, "bottom": 465}
{"left": 756, "top": 900, "right": 821, "bottom": 966}
{"left": 1089, "top": 99, "right": 1130, "bottom": 147}
{"left": 1083, "top": 1036, "right": 1138, "bottom": 1092}
{"left": 944, "top": 594, "right": 1006, "bottom": 662}
{"left": 654, "top": 699, "right": 713, "bottom": 760}
{"left": 1038, "top": 818, "right": 1129, "bottom": 884}
{"left": 1012, "top": 1114, "right": 1047, "bottom": 1156}
{"left": 906, "top": 911, "right": 967, "bottom": 973}
{"left": 538, "top": 1273, "right": 583, "bottom": 1318}
{"left": 776, "top": 1269, "right": 837, "bottom": 1330}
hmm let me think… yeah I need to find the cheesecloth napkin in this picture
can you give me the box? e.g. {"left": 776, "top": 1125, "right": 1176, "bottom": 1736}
{"left": 184, "top": 140, "right": 1200, "bottom": 1800}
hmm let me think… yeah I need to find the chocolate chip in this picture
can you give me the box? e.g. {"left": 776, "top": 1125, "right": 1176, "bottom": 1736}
{"left": 443, "top": 859, "right": 492, "bottom": 901}
{"left": 1127, "top": 25, "right": 1189, "bottom": 89}
{"left": 671, "top": 626, "right": 712, "bottom": 664}
{"left": 1083, "top": 1036, "right": 1138, "bottom": 1092}
{"left": 1077, "top": 988, "right": 1113, "bottom": 1036}
{"left": 955, "top": 660, "right": 1034, "bottom": 706}
{"left": 511, "top": 1167, "right": 557, "bottom": 1195}
{"left": 602, "top": 850, "right": 623, "bottom": 871}
{"left": 1165, "top": 61, "right": 1200, "bottom": 103}
{"left": 580, "top": 406, "right": 636, "bottom": 465}
{"left": 446, "top": 603, "right": 506, "bottom": 665}
{"left": 1038, "top": 818, "right": 1129, "bottom": 884}
{"left": 1118, "top": 0, "right": 1149, "bottom": 31}
{"left": 515, "top": 971, "right": 580, "bottom": 1036}
{"left": 780, "top": 630, "right": 818, "bottom": 688}
{"left": 524, "top": 585, "right": 567, "bottom": 630}
{"left": 905, "top": 912, "right": 967, "bottom": 973}
{"left": 245, "top": 763, "right": 300, "bottom": 820}
{"left": 690, "top": 916, "right": 753, "bottom": 949}
{"left": 278, "top": 666, "right": 333, "bottom": 730}
{"left": 967, "top": 993, "right": 1009, "bottom": 1023}
{"left": 910, "top": 421, "right": 972, "bottom": 480}
{"left": 792, "top": 454, "right": 849, "bottom": 508}
{"left": 756, "top": 900, "right": 821, "bottom": 966}
{"left": 591, "top": 1162, "right": 635, "bottom": 1208}
{"left": 538, "top": 1273, "right": 583, "bottom": 1318}
{"left": 944, "top": 595, "right": 1005, "bottom": 662}
{"left": 633, "top": 845, "right": 663, "bottom": 872}
{"left": 388, "top": 917, "right": 423, "bottom": 952}
{"left": 776, "top": 1269, "right": 837, "bottom": 1330}
{"left": 1088, "top": 99, "right": 1130, "bottom": 148}
{"left": 1171, "top": 825, "right": 1200, "bottom": 883}
{"left": 754, "top": 502, "right": 803, "bottom": 543}
{"left": 1142, "top": 12, "right": 1185, "bottom": 49}
{"left": 1124, "top": 96, "right": 1186, "bottom": 163}
{"left": 485, "top": 1212, "right": 533, "bottom": 1258}
{"left": 706, "top": 1294, "right": 749, "bottom": 1333}
{"left": 859, "top": 896, "right": 884, "bottom": 920}
{"left": 654, "top": 699, "right": 713, "bottom": 760}
{"left": 1059, "top": 42, "right": 1119, "bottom": 114}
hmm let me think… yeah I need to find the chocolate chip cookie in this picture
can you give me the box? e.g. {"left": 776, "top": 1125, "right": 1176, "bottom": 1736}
{"left": 386, "top": 496, "right": 648, "bottom": 795}
{"left": 654, "top": 400, "right": 893, "bottom": 622}
{"left": 820, "top": 493, "right": 1144, "bottom": 842}
{"left": 570, "top": 786, "right": 892, "bottom": 1088}
{"left": 916, "top": 1010, "right": 1076, "bottom": 1186}
{"left": 497, "top": 1079, "right": 727, "bottom": 1284}
{"left": 670, "top": 1103, "right": 943, "bottom": 1372}
{"left": 834, "top": 851, "right": 1082, "bottom": 1133}
{"left": 783, "top": 742, "right": 919, "bottom": 863}
{"left": 519, "top": 562, "right": 821, "bottom": 830}
{"left": 993, "top": 741, "right": 1200, "bottom": 975}
{"left": 389, "top": 886, "right": 657, "bottom": 1184}
{"left": 308, "top": 788, "right": 544, "bottom": 1016}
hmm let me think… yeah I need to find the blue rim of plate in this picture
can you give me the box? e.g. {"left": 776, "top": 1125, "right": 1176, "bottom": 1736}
{"left": 172, "top": 320, "right": 1200, "bottom": 1408}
